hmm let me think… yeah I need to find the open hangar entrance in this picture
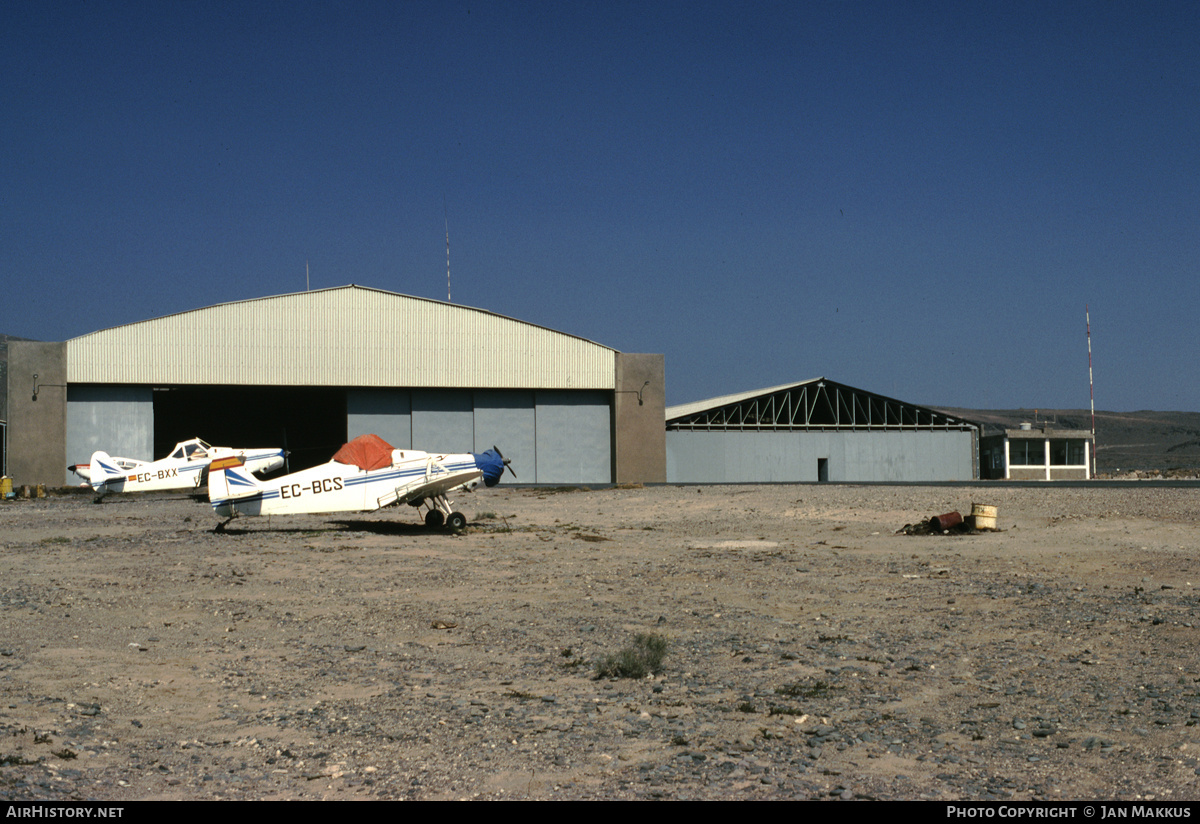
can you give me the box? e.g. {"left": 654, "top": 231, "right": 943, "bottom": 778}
{"left": 159, "top": 386, "right": 616, "bottom": 483}
{"left": 153, "top": 386, "right": 347, "bottom": 474}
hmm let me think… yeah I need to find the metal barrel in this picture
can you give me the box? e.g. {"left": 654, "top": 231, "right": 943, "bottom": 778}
{"left": 931, "top": 511, "right": 963, "bottom": 530}
{"left": 971, "top": 503, "right": 997, "bottom": 530}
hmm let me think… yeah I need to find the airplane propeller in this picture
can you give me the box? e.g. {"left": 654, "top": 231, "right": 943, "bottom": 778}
{"left": 492, "top": 445, "right": 517, "bottom": 479}
{"left": 281, "top": 428, "right": 292, "bottom": 474}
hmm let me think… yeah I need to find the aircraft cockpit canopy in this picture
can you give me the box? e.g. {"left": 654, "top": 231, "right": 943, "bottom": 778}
{"left": 171, "top": 438, "right": 214, "bottom": 461}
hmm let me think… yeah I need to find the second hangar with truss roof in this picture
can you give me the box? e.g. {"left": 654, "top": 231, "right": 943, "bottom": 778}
{"left": 665, "top": 377, "right": 978, "bottom": 483}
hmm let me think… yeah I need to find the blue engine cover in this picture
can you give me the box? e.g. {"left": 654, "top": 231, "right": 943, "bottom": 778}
{"left": 471, "top": 449, "right": 507, "bottom": 487}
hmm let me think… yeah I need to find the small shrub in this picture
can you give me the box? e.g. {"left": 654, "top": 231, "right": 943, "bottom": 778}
{"left": 0, "top": 754, "right": 38, "bottom": 766}
{"left": 768, "top": 705, "right": 804, "bottom": 716}
{"left": 595, "top": 632, "right": 669, "bottom": 679}
{"left": 776, "top": 679, "right": 840, "bottom": 699}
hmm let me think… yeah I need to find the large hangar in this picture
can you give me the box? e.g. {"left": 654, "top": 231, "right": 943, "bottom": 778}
{"left": 666, "top": 378, "right": 978, "bottom": 482}
{"left": 6, "top": 285, "right": 665, "bottom": 486}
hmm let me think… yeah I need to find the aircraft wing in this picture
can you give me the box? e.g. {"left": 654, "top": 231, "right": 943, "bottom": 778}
{"left": 374, "top": 468, "right": 483, "bottom": 510}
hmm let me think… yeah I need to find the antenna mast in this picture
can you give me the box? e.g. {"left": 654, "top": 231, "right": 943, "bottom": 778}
{"left": 444, "top": 197, "right": 451, "bottom": 303}
{"left": 1087, "top": 304, "right": 1096, "bottom": 476}
{"left": 306, "top": 260, "right": 310, "bottom": 291}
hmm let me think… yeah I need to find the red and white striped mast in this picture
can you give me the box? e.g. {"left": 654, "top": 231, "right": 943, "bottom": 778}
{"left": 1087, "top": 304, "right": 1096, "bottom": 477}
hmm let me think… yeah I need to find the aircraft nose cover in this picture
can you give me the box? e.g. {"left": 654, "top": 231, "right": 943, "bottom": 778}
{"left": 472, "top": 449, "right": 506, "bottom": 487}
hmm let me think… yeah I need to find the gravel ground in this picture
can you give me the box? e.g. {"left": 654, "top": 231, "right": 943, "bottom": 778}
{"left": 2, "top": 483, "right": 1200, "bottom": 801}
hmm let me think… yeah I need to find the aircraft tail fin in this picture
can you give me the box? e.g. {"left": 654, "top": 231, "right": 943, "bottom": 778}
{"left": 88, "top": 451, "right": 124, "bottom": 494}
{"left": 207, "top": 455, "right": 260, "bottom": 501}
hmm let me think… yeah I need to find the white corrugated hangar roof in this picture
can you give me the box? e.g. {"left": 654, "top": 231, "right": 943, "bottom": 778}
{"left": 68, "top": 284, "right": 617, "bottom": 389}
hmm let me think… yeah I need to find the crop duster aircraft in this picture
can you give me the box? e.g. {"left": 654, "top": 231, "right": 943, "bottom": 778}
{"left": 75, "top": 438, "right": 286, "bottom": 499}
{"left": 207, "top": 433, "right": 510, "bottom": 529}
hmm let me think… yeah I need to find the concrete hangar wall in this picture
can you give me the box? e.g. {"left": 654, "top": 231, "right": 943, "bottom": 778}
{"left": 6, "top": 285, "right": 665, "bottom": 487}
{"left": 666, "top": 378, "right": 979, "bottom": 482}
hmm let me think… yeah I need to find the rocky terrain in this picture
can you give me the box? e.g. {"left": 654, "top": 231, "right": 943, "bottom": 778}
{"left": 3, "top": 482, "right": 1200, "bottom": 800}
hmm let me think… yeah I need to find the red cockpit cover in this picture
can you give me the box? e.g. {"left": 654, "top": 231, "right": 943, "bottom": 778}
{"left": 331, "top": 434, "right": 394, "bottom": 471}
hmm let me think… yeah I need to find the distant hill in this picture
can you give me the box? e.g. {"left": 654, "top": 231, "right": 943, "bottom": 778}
{"left": 934, "top": 407, "right": 1200, "bottom": 473}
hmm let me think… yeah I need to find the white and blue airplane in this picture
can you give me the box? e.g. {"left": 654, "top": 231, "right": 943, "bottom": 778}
{"left": 207, "top": 433, "right": 509, "bottom": 530}
{"left": 75, "top": 438, "right": 286, "bottom": 498}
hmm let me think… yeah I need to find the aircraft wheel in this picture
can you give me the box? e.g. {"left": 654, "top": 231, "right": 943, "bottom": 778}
{"left": 447, "top": 511, "right": 467, "bottom": 531}
{"left": 424, "top": 510, "right": 445, "bottom": 528}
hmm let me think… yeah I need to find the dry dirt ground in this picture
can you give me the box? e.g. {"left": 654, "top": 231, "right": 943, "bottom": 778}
{"left": 2, "top": 483, "right": 1200, "bottom": 801}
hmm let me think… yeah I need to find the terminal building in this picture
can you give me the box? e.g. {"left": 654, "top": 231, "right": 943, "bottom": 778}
{"left": 979, "top": 423, "right": 1094, "bottom": 480}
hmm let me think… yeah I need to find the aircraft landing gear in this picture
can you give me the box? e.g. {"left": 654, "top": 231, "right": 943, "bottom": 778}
{"left": 420, "top": 495, "right": 468, "bottom": 531}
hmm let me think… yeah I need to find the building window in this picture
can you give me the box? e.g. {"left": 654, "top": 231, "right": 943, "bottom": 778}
{"left": 983, "top": 448, "right": 1002, "bottom": 470}
{"left": 1009, "top": 440, "right": 1044, "bottom": 466}
{"left": 1047, "top": 439, "right": 1088, "bottom": 466}
{"left": 1050, "top": 440, "right": 1068, "bottom": 466}
{"left": 1068, "top": 440, "right": 1086, "bottom": 465}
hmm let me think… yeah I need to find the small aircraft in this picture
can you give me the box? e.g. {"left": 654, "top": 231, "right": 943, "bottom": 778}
{"left": 73, "top": 438, "right": 286, "bottom": 498}
{"left": 207, "top": 433, "right": 510, "bottom": 529}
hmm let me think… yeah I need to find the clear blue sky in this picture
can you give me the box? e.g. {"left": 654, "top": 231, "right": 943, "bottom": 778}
{"left": 4, "top": 1, "right": 1197, "bottom": 411}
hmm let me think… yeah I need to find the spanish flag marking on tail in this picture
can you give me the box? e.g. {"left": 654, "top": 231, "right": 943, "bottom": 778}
{"left": 210, "top": 456, "right": 245, "bottom": 471}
